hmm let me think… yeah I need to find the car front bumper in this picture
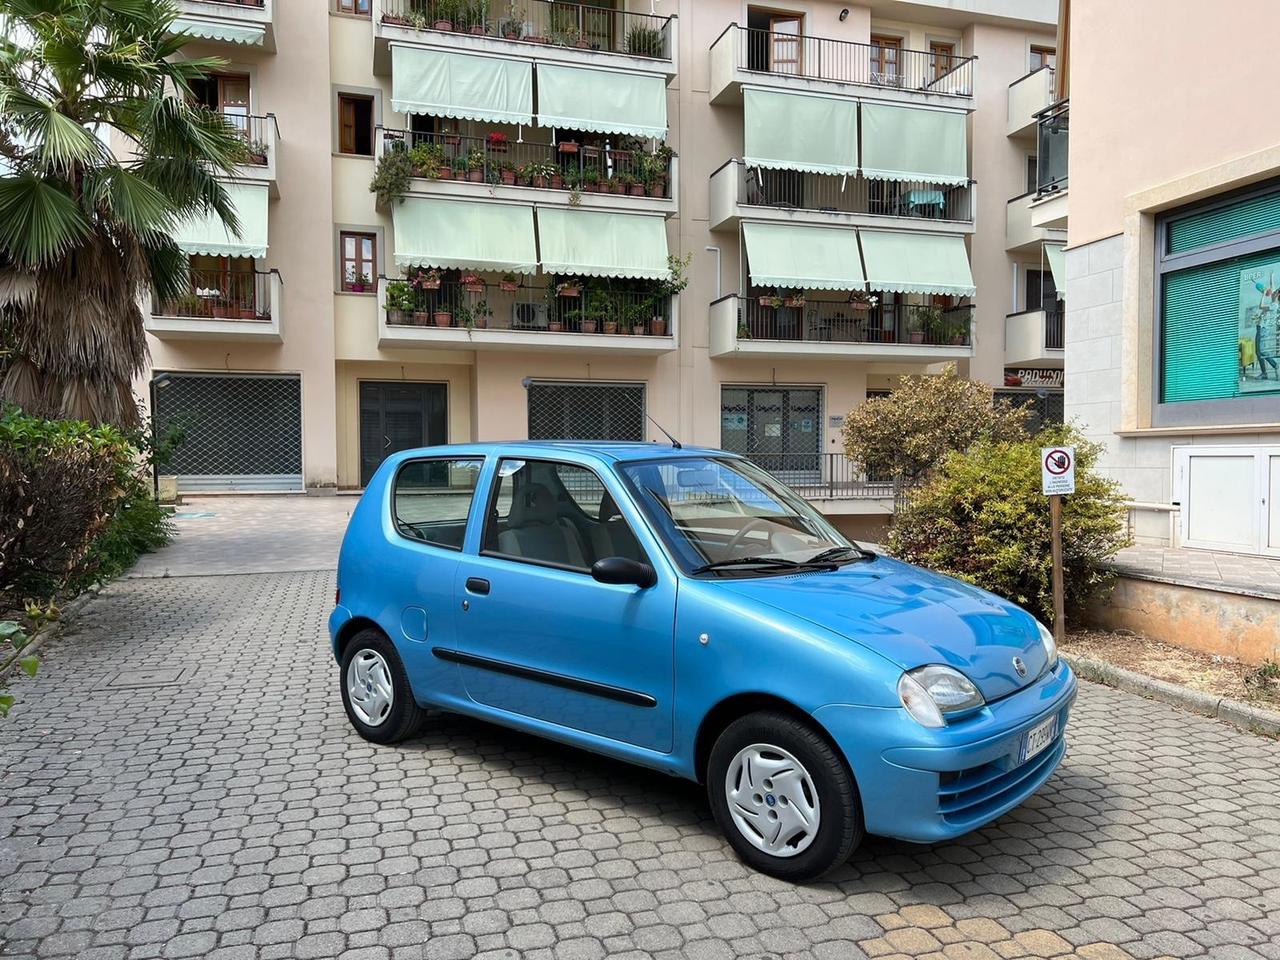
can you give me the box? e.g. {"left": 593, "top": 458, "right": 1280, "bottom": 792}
{"left": 814, "top": 661, "right": 1077, "bottom": 843}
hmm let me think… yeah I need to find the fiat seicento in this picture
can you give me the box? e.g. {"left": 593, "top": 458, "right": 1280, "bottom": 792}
{"left": 330, "top": 442, "right": 1076, "bottom": 881}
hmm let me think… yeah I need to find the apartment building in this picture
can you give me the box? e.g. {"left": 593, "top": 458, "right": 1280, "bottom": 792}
{"left": 143, "top": 0, "right": 1059, "bottom": 531}
{"left": 1058, "top": 0, "right": 1280, "bottom": 558}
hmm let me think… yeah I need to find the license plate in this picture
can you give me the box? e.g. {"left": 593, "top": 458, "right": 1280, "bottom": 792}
{"left": 1019, "top": 715, "right": 1058, "bottom": 763}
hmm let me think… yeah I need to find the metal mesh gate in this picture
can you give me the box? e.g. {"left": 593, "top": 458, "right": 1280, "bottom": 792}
{"left": 152, "top": 372, "right": 303, "bottom": 491}
{"left": 527, "top": 381, "right": 645, "bottom": 441}
{"left": 995, "top": 389, "right": 1065, "bottom": 433}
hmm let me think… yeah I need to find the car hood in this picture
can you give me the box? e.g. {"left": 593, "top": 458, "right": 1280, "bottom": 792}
{"left": 714, "top": 556, "right": 1049, "bottom": 701}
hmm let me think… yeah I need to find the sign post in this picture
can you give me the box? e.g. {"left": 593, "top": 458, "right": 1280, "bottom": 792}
{"left": 1041, "top": 446, "right": 1075, "bottom": 641}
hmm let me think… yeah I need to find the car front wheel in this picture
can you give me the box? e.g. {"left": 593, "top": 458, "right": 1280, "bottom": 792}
{"left": 707, "top": 711, "right": 863, "bottom": 882}
{"left": 339, "top": 629, "right": 426, "bottom": 744}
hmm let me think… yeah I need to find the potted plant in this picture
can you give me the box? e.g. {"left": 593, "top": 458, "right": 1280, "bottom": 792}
{"left": 784, "top": 293, "right": 806, "bottom": 308}
{"left": 238, "top": 300, "right": 257, "bottom": 320}
{"left": 383, "top": 279, "right": 414, "bottom": 325}
{"left": 916, "top": 305, "right": 945, "bottom": 343}
{"left": 499, "top": 272, "right": 520, "bottom": 292}
{"left": 349, "top": 272, "right": 369, "bottom": 294}
{"left": 625, "top": 24, "right": 663, "bottom": 57}
{"left": 625, "top": 299, "right": 649, "bottom": 335}
{"left": 758, "top": 293, "right": 784, "bottom": 309}
{"left": 464, "top": 147, "right": 486, "bottom": 182}
{"left": 370, "top": 147, "right": 415, "bottom": 205}
{"left": 470, "top": 299, "right": 493, "bottom": 329}
{"left": 463, "top": 0, "right": 487, "bottom": 35}
{"left": 245, "top": 138, "right": 269, "bottom": 165}
{"left": 497, "top": 159, "right": 517, "bottom": 185}
{"left": 450, "top": 156, "right": 468, "bottom": 179}
{"left": 486, "top": 131, "right": 508, "bottom": 153}
{"left": 211, "top": 295, "right": 233, "bottom": 318}
{"left": 525, "top": 160, "right": 557, "bottom": 189}
{"left": 557, "top": 139, "right": 579, "bottom": 156}
{"left": 556, "top": 280, "right": 582, "bottom": 298}
{"left": 461, "top": 272, "right": 485, "bottom": 293}
{"left": 175, "top": 292, "right": 203, "bottom": 317}
{"left": 582, "top": 168, "right": 601, "bottom": 192}
{"left": 412, "top": 268, "right": 442, "bottom": 290}
{"left": 433, "top": 304, "right": 454, "bottom": 327}
{"left": 848, "top": 290, "right": 878, "bottom": 314}
{"left": 498, "top": 1, "right": 524, "bottom": 39}
{"left": 432, "top": 0, "right": 456, "bottom": 30}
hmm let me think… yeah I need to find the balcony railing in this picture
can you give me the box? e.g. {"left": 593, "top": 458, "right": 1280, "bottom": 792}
{"left": 223, "top": 113, "right": 277, "bottom": 166}
{"left": 386, "top": 279, "right": 673, "bottom": 337}
{"left": 722, "top": 160, "right": 973, "bottom": 222}
{"left": 188, "top": 0, "right": 265, "bottom": 5}
{"left": 1035, "top": 100, "right": 1069, "bottom": 196}
{"left": 716, "top": 24, "right": 975, "bottom": 98}
{"left": 732, "top": 297, "right": 973, "bottom": 346}
{"left": 1045, "top": 305, "right": 1064, "bottom": 350}
{"left": 744, "top": 453, "right": 896, "bottom": 501}
{"left": 155, "top": 269, "right": 275, "bottom": 321}
{"left": 381, "top": 129, "right": 673, "bottom": 197}
{"left": 380, "top": 0, "right": 674, "bottom": 60}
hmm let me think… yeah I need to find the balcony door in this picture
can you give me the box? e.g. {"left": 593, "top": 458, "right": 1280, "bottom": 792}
{"left": 1026, "top": 268, "right": 1057, "bottom": 312}
{"left": 192, "top": 73, "right": 250, "bottom": 134}
{"left": 871, "top": 35, "right": 901, "bottom": 85}
{"left": 746, "top": 7, "right": 802, "bottom": 75}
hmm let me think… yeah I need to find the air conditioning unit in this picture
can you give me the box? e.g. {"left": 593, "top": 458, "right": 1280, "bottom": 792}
{"left": 511, "top": 302, "right": 548, "bottom": 330}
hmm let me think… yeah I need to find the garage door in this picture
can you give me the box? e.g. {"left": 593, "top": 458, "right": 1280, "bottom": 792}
{"left": 152, "top": 372, "right": 303, "bottom": 492}
{"left": 527, "top": 381, "right": 645, "bottom": 441}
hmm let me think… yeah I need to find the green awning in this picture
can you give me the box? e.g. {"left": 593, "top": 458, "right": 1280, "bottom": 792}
{"left": 536, "top": 208, "right": 670, "bottom": 279}
{"left": 391, "top": 46, "right": 532, "bottom": 124}
{"left": 172, "top": 15, "right": 266, "bottom": 46}
{"left": 394, "top": 198, "right": 537, "bottom": 272}
{"left": 1044, "top": 244, "right": 1067, "bottom": 300}
{"left": 860, "top": 103, "right": 968, "bottom": 185}
{"left": 742, "top": 222, "right": 864, "bottom": 290}
{"left": 859, "top": 230, "right": 975, "bottom": 296}
{"left": 174, "top": 181, "right": 269, "bottom": 259}
{"left": 743, "top": 87, "right": 858, "bottom": 176}
{"left": 536, "top": 63, "right": 667, "bottom": 139}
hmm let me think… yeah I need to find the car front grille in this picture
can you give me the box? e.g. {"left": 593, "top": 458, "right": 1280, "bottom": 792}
{"left": 936, "top": 719, "right": 1066, "bottom": 826}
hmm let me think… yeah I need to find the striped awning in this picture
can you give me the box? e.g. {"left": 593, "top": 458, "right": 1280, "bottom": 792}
{"left": 391, "top": 46, "right": 533, "bottom": 125}
{"left": 172, "top": 15, "right": 266, "bottom": 46}
{"left": 173, "top": 181, "right": 269, "bottom": 259}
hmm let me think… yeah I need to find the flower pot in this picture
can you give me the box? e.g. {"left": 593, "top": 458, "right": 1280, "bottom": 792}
{"left": 531, "top": 175, "right": 548, "bottom": 189}
{"left": 500, "top": 169, "right": 516, "bottom": 185}
{"left": 504, "top": 31, "right": 520, "bottom": 39}
{"left": 212, "top": 301, "right": 233, "bottom": 318}
{"left": 558, "top": 286, "right": 581, "bottom": 298}
{"left": 631, "top": 322, "right": 647, "bottom": 336}
{"left": 647, "top": 181, "right": 666, "bottom": 198}
{"left": 758, "top": 297, "right": 776, "bottom": 308}
{"left": 466, "top": 170, "right": 484, "bottom": 182}
{"left": 850, "top": 303, "right": 871, "bottom": 315}
{"left": 499, "top": 281, "right": 519, "bottom": 292}
{"left": 433, "top": 311, "right": 453, "bottom": 327}
{"left": 444, "top": 136, "right": 461, "bottom": 146}
{"left": 582, "top": 319, "right": 598, "bottom": 334}
{"left": 249, "top": 152, "right": 267, "bottom": 165}
{"left": 471, "top": 316, "right": 488, "bottom": 329}
{"left": 558, "top": 141, "right": 579, "bottom": 155}
{"left": 412, "top": 310, "right": 432, "bottom": 326}
{"left": 433, "top": 19, "right": 453, "bottom": 31}
{"left": 419, "top": 279, "right": 441, "bottom": 290}
{"left": 784, "top": 297, "right": 805, "bottom": 308}
{"left": 387, "top": 310, "right": 407, "bottom": 325}
{"left": 469, "top": 25, "right": 485, "bottom": 35}
{"left": 464, "top": 283, "right": 485, "bottom": 294}
{"left": 575, "top": 39, "right": 590, "bottom": 48}
{"left": 603, "top": 321, "right": 618, "bottom": 335}
{"left": 628, "top": 183, "right": 646, "bottom": 197}
{"left": 909, "top": 331, "right": 924, "bottom": 343}
{"left": 548, "top": 321, "right": 564, "bottom": 332}
{"left": 383, "top": 14, "right": 408, "bottom": 24}
{"left": 239, "top": 307, "right": 257, "bottom": 320}
{"left": 437, "top": 165, "right": 453, "bottom": 179}
{"left": 488, "top": 141, "right": 508, "bottom": 154}
{"left": 527, "top": 35, "right": 548, "bottom": 43}
{"left": 650, "top": 317, "right": 667, "bottom": 336}
{"left": 550, "top": 175, "right": 563, "bottom": 190}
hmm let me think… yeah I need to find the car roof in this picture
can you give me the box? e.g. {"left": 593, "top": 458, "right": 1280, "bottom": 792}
{"left": 392, "top": 441, "right": 734, "bottom": 464}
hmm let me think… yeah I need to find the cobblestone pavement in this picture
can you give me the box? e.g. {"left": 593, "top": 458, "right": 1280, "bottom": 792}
{"left": 3, "top": 570, "right": 1280, "bottom": 960}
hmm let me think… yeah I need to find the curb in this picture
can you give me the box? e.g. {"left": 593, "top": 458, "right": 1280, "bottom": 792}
{"left": 1065, "top": 653, "right": 1280, "bottom": 739}
{"left": 0, "top": 589, "right": 101, "bottom": 679}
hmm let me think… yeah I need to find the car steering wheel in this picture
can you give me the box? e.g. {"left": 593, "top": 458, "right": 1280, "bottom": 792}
{"left": 725, "top": 517, "right": 774, "bottom": 555}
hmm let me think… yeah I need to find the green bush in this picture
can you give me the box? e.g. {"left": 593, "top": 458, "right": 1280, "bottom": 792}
{"left": 888, "top": 425, "right": 1131, "bottom": 622}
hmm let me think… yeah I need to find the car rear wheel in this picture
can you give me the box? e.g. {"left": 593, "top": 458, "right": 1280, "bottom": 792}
{"left": 707, "top": 711, "right": 863, "bottom": 881}
{"left": 339, "top": 629, "right": 426, "bottom": 744}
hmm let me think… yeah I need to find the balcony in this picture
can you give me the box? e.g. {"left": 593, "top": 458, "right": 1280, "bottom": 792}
{"left": 709, "top": 295, "right": 974, "bottom": 361}
{"left": 1005, "top": 307, "right": 1064, "bottom": 367}
{"left": 745, "top": 453, "right": 897, "bottom": 502}
{"left": 710, "top": 160, "right": 974, "bottom": 233}
{"left": 1006, "top": 192, "right": 1066, "bottom": 253}
{"left": 377, "top": 275, "right": 677, "bottom": 355}
{"left": 375, "top": 0, "right": 676, "bottom": 79}
{"left": 1007, "top": 66, "right": 1054, "bottom": 138}
{"left": 227, "top": 114, "right": 279, "bottom": 194}
{"left": 378, "top": 129, "right": 677, "bottom": 216}
{"left": 709, "top": 24, "right": 974, "bottom": 107}
{"left": 173, "top": 0, "right": 274, "bottom": 51}
{"left": 1030, "top": 99, "right": 1069, "bottom": 228}
{"left": 148, "top": 269, "right": 281, "bottom": 342}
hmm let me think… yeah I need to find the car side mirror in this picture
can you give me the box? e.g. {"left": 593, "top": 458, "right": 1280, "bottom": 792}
{"left": 591, "top": 556, "right": 656, "bottom": 588}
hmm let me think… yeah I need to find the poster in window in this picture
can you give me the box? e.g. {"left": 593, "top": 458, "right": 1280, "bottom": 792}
{"left": 1238, "top": 263, "right": 1280, "bottom": 393}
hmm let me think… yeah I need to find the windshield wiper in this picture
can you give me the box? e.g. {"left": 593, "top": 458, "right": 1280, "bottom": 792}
{"left": 693, "top": 556, "right": 837, "bottom": 574}
{"left": 807, "top": 545, "right": 876, "bottom": 564}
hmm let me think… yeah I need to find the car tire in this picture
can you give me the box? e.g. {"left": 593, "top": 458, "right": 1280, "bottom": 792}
{"left": 707, "top": 711, "right": 863, "bottom": 882}
{"left": 339, "top": 628, "right": 427, "bottom": 744}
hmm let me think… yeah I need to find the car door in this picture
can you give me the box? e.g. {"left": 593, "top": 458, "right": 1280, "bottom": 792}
{"left": 448, "top": 456, "right": 676, "bottom": 753}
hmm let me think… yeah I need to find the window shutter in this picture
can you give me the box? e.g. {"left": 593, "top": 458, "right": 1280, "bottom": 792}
{"left": 1167, "top": 191, "right": 1280, "bottom": 254}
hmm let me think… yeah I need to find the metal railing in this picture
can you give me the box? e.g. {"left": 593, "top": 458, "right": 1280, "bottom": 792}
{"left": 744, "top": 453, "right": 896, "bottom": 501}
{"left": 188, "top": 0, "right": 266, "bottom": 6}
{"left": 155, "top": 269, "right": 274, "bottom": 321}
{"left": 725, "top": 160, "right": 974, "bottom": 222}
{"left": 1044, "top": 306, "right": 1064, "bottom": 350}
{"left": 718, "top": 24, "right": 975, "bottom": 97}
{"left": 385, "top": 278, "right": 673, "bottom": 336}
{"left": 381, "top": 129, "right": 673, "bottom": 197}
{"left": 380, "top": 0, "right": 674, "bottom": 60}
{"left": 222, "top": 114, "right": 277, "bottom": 165}
{"left": 1035, "top": 100, "right": 1069, "bottom": 196}
{"left": 732, "top": 297, "right": 973, "bottom": 346}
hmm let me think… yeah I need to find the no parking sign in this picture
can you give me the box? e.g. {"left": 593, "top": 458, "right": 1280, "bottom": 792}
{"left": 1041, "top": 446, "right": 1075, "bottom": 496}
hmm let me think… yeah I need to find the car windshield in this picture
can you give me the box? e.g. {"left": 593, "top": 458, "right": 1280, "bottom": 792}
{"left": 618, "top": 456, "right": 862, "bottom": 575}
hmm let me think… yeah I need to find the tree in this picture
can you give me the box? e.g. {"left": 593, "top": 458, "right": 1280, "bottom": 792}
{"left": 0, "top": 0, "right": 244, "bottom": 427}
{"left": 841, "top": 365, "right": 1029, "bottom": 483}
{"left": 888, "top": 426, "right": 1131, "bottom": 622}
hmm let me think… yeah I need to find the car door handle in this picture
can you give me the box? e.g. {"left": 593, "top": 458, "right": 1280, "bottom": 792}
{"left": 465, "top": 577, "right": 490, "bottom": 596}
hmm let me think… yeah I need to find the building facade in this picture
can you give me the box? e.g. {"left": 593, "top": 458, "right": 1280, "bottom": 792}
{"left": 1059, "top": 0, "right": 1280, "bottom": 557}
{"left": 142, "top": 0, "right": 1060, "bottom": 533}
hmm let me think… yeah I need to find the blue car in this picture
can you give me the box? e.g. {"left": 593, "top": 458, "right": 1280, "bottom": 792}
{"left": 330, "top": 442, "right": 1076, "bottom": 881}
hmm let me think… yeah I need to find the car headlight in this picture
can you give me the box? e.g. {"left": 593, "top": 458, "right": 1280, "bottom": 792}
{"left": 1037, "top": 620, "right": 1059, "bottom": 670}
{"left": 897, "top": 665, "right": 985, "bottom": 728}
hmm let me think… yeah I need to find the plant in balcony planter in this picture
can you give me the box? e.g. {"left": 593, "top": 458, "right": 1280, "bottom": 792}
{"left": 243, "top": 138, "right": 269, "bottom": 165}
{"left": 408, "top": 142, "right": 445, "bottom": 179}
{"left": 450, "top": 156, "right": 468, "bottom": 180}
{"left": 383, "top": 279, "right": 415, "bottom": 325}
{"left": 499, "top": 2, "right": 525, "bottom": 38}
{"left": 784, "top": 294, "right": 806, "bottom": 308}
{"left": 370, "top": 147, "right": 415, "bottom": 205}
{"left": 499, "top": 272, "right": 521, "bottom": 292}
{"left": 464, "top": 148, "right": 486, "bottom": 182}
{"left": 758, "top": 293, "right": 784, "bottom": 309}
{"left": 412, "top": 268, "right": 443, "bottom": 291}
{"left": 469, "top": 299, "right": 494, "bottom": 329}
{"left": 556, "top": 280, "right": 582, "bottom": 298}
{"left": 525, "top": 160, "right": 557, "bottom": 189}
{"left": 496, "top": 159, "right": 517, "bottom": 184}
{"left": 461, "top": 272, "right": 485, "bottom": 293}
{"left": 848, "top": 289, "right": 879, "bottom": 313}
{"left": 917, "top": 305, "right": 946, "bottom": 343}
{"left": 625, "top": 24, "right": 663, "bottom": 57}
{"left": 582, "top": 167, "right": 601, "bottom": 192}
{"left": 624, "top": 298, "right": 650, "bottom": 335}
{"left": 557, "top": 139, "right": 579, "bottom": 155}
{"left": 460, "top": 0, "right": 489, "bottom": 35}
{"left": 433, "top": 306, "right": 454, "bottom": 327}
{"left": 431, "top": 0, "right": 456, "bottom": 30}
{"left": 174, "top": 292, "right": 203, "bottom": 318}
{"left": 238, "top": 301, "right": 258, "bottom": 320}
{"left": 349, "top": 272, "right": 370, "bottom": 294}
{"left": 486, "top": 131, "right": 509, "bottom": 153}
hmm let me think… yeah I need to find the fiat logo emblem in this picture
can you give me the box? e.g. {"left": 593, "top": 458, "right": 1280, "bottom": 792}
{"left": 1013, "top": 656, "right": 1028, "bottom": 678}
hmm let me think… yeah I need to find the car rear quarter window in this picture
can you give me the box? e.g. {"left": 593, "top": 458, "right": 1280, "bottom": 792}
{"left": 393, "top": 458, "right": 483, "bottom": 550}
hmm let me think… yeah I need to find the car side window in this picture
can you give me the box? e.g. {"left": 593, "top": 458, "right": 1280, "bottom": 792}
{"left": 393, "top": 458, "right": 483, "bottom": 550}
{"left": 482, "top": 459, "right": 646, "bottom": 570}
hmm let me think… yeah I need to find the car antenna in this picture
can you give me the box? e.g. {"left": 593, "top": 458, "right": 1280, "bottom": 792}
{"left": 521, "top": 377, "right": 681, "bottom": 448}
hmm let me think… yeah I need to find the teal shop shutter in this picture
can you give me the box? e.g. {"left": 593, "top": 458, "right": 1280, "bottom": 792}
{"left": 1162, "top": 249, "right": 1280, "bottom": 402}
{"left": 1167, "top": 191, "right": 1280, "bottom": 254}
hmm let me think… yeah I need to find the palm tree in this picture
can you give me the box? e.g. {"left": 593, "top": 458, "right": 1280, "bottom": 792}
{"left": 0, "top": 0, "right": 245, "bottom": 427}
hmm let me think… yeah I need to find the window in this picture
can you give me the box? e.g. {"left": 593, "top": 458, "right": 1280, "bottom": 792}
{"left": 720, "top": 386, "right": 822, "bottom": 475}
{"left": 526, "top": 381, "right": 646, "bottom": 441}
{"left": 340, "top": 231, "right": 376, "bottom": 292}
{"left": 393, "top": 458, "right": 483, "bottom": 550}
{"left": 871, "top": 35, "right": 902, "bottom": 84}
{"left": 929, "top": 42, "right": 955, "bottom": 81}
{"left": 1026, "top": 155, "right": 1039, "bottom": 195}
{"left": 1026, "top": 268, "right": 1056, "bottom": 312}
{"left": 1158, "top": 184, "right": 1280, "bottom": 411}
{"left": 338, "top": 94, "right": 374, "bottom": 156}
{"left": 483, "top": 459, "right": 644, "bottom": 569}
{"left": 1030, "top": 45, "right": 1056, "bottom": 71}
{"left": 335, "top": 0, "right": 371, "bottom": 14}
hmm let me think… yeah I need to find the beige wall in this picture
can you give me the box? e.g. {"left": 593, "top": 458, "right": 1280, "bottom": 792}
{"left": 1067, "top": 0, "right": 1280, "bottom": 248}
